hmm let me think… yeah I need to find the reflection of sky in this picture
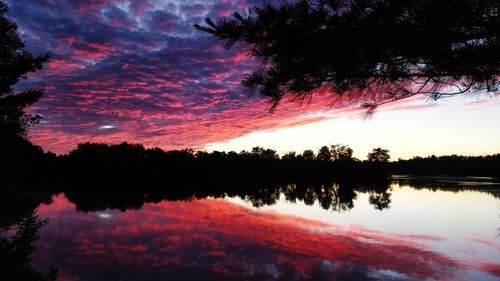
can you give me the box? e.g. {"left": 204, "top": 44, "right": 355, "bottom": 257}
{"left": 231, "top": 184, "right": 500, "bottom": 266}
{"left": 33, "top": 188, "right": 500, "bottom": 281}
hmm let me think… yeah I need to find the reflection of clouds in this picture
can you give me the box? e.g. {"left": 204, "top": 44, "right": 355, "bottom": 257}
{"left": 477, "top": 263, "right": 500, "bottom": 278}
{"left": 30, "top": 194, "right": 481, "bottom": 281}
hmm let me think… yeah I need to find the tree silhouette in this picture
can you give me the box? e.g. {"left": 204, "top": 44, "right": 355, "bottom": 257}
{"left": 0, "top": 2, "right": 50, "bottom": 187}
{"left": 281, "top": 151, "right": 297, "bottom": 160}
{"left": 330, "top": 144, "right": 354, "bottom": 161}
{"left": 195, "top": 0, "right": 499, "bottom": 112}
{"left": 0, "top": 2, "right": 50, "bottom": 139}
{"left": 302, "top": 149, "right": 315, "bottom": 160}
{"left": 367, "top": 148, "right": 391, "bottom": 162}
{"left": 316, "top": 145, "right": 332, "bottom": 161}
{"left": 251, "top": 146, "right": 279, "bottom": 159}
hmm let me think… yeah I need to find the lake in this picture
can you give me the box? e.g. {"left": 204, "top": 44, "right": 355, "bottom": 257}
{"left": 16, "top": 177, "right": 500, "bottom": 280}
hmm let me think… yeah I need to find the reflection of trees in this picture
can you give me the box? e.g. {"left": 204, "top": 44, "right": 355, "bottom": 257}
{"left": 8, "top": 177, "right": 500, "bottom": 222}
{"left": 359, "top": 182, "right": 393, "bottom": 211}
{"left": 0, "top": 212, "right": 57, "bottom": 281}
{"left": 280, "top": 182, "right": 358, "bottom": 211}
{"left": 64, "top": 190, "right": 146, "bottom": 212}
{"left": 0, "top": 188, "right": 57, "bottom": 279}
{"left": 60, "top": 180, "right": 390, "bottom": 213}
{"left": 0, "top": 190, "right": 53, "bottom": 228}
{"left": 395, "top": 178, "right": 500, "bottom": 199}
{"left": 243, "top": 185, "right": 282, "bottom": 208}
{"left": 368, "top": 192, "right": 392, "bottom": 211}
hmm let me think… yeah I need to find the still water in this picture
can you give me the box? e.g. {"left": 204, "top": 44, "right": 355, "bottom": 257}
{"left": 28, "top": 178, "right": 500, "bottom": 280}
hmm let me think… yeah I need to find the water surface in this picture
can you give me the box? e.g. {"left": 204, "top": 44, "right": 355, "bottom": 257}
{"left": 26, "top": 178, "right": 500, "bottom": 280}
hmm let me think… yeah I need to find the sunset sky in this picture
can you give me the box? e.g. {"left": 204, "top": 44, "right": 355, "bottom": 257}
{"left": 6, "top": 0, "right": 500, "bottom": 159}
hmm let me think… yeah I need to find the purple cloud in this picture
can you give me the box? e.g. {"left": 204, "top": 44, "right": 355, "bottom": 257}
{"left": 4, "top": 0, "right": 340, "bottom": 153}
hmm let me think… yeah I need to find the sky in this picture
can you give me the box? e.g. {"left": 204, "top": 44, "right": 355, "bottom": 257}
{"left": 5, "top": 0, "right": 500, "bottom": 159}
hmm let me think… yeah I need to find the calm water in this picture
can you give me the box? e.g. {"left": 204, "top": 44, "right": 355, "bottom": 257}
{"left": 25, "top": 178, "right": 500, "bottom": 280}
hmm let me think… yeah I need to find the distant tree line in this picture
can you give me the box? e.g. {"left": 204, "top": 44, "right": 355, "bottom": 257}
{"left": 3, "top": 140, "right": 499, "bottom": 192}
{"left": 36, "top": 142, "right": 390, "bottom": 191}
{"left": 390, "top": 154, "right": 500, "bottom": 177}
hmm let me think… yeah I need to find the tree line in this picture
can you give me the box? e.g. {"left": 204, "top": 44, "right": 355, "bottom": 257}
{"left": 3, "top": 140, "right": 499, "bottom": 191}
{"left": 52, "top": 142, "right": 393, "bottom": 189}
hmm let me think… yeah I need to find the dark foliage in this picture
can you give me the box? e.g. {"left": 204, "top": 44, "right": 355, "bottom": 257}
{"left": 316, "top": 145, "right": 332, "bottom": 161}
{"left": 0, "top": 1, "right": 50, "bottom": 187}
{"left": 367, "top": 147, "right": 391, "bottom": 162}
{"left": 391, "top": 154, "right": 500, "bottom": 177}
{"left": 330, "top": 144, "right": 354, "bottom": 161}
{"left": 7, "top": 141, "right": 499, "bottom": 194}
{"left": 4, "top": 140, "right": 495, "bottom": 214}
{"left": 0, "top": 2, "right": 50, "bottom": 138}
{"left": 61, "top": 180, "right": 382, "bottom": 213}
{"left": 55, "top": 142, "right": 390, "bottom": 190}
{"left": 0, "top": 188, "right": 53, "bottom": 228}
{"left": 195, "top": 0, "right": 499, "bottom": 111}
{"left": 393, "top": 176, "right": 500, "bottom": 199}
{"left": 0, "top": 212, "right": 57, "bottom": 281}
